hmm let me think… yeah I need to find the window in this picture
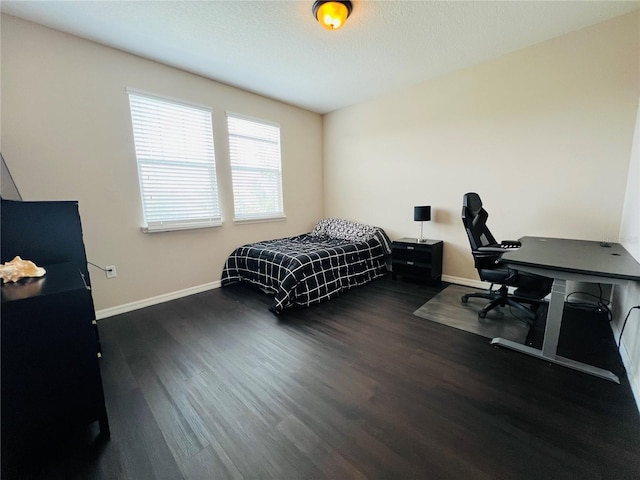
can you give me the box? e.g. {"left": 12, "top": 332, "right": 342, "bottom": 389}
{"left": 127, "top": 90, "right": 221, "bottom": 232}
{"left": 227, "top": 113, "right": 284, "bottom": 222}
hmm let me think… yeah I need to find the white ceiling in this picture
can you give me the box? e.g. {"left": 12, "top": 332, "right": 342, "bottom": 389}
{"left": 2, "top": 1, "right": 639, "bottom": 114}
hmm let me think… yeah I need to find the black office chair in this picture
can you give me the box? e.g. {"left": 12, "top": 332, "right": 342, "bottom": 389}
{"left": 461, "top": 192, "right": 552, "bottom": 321}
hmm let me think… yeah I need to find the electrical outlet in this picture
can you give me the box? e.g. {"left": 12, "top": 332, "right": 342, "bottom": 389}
{"left": 105, "top": 265, "right": 117, "bottom": 279}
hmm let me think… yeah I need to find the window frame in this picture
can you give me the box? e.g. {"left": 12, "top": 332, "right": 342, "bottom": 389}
{"left": 226, "top": 112, "right": 285, "bottom": 224}
{"left": 127, "top": 88, "right": 222, "bottom": 233}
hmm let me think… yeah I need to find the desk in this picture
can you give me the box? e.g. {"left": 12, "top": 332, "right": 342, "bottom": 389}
{"left": 495, "top": 236, "right": 640, "bottom": 383}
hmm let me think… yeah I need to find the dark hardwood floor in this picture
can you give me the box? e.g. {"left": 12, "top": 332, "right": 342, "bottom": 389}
{"left": 7, "top": 274, "right": 640, "bottom": 479}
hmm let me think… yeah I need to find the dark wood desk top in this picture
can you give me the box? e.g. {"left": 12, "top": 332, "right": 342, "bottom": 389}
{"left": 501, "top": 236, "right": 640, "bottom": 281}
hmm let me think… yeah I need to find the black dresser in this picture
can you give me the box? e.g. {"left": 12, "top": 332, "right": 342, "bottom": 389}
{"left": 1, "top": 199, "right": 109, "bottom": 470}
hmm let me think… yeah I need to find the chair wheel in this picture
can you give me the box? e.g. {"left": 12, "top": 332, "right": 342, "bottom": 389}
{"left": 478, "top": 311, "right": 487, "bottom": 319}
{"left": 461, "top": 296, "right": 468, "bottom": 304}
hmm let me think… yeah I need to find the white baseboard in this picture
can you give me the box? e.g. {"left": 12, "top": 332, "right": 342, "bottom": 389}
{"left": 95, "top": 275, "right": 487, "bottom": 320}
{"left": 442, "top": 275, "right": 490, "bottom": 290}
{"left": 95, "top": 281, "right": 221, "bottom": 320}
{"left": 96, "top": 275, "right": 485, "bottom": 320}
{"left": 609, "top": 321, "right": 640, "bottom": 414}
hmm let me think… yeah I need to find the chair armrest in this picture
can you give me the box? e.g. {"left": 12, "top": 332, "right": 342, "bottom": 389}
{"left": 477, "top": 240, "right": 520, "bottom": 254}
{"left": 477, "top": 246, "right": 508, "bottom": 253}
{"left": 501, "top": 240, "right": 521, "bottom": 248}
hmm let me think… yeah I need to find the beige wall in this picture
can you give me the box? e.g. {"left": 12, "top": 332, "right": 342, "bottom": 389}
{"left": 0, "top": 15, "right": 323, "bottom": 312}
{"left": 323, "top": 11, "right": 639, "bottom": 286}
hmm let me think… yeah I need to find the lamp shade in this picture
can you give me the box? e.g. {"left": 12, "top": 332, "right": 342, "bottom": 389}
{"left": 414, "top": 206, "right": 431, "bottom": 222}
{"left": 312, "top": 1, "right": 352, "bottom": 30}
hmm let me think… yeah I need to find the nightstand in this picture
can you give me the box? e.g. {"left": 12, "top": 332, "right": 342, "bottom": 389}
{"left": 391, "top": 238, "right": 443, "bottom": 282}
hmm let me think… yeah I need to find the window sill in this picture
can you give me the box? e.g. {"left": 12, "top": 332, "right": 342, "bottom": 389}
{"left": 233, "top": 215, "right": 286, "bottom": 225}
{"left": 141, "top": 221, "right": 223, "bottom": 233}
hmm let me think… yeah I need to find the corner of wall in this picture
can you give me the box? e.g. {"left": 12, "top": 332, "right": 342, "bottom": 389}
{"left": 616, "top": 96, "right": 640, "bottom": 413}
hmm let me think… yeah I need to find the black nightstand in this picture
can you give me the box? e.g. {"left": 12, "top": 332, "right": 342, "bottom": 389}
{"left": 391, "top": 238, "right": 443, "bottom": 282}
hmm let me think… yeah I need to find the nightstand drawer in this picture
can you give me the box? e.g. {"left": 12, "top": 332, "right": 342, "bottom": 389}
{"left": 392, "top": 261, "right": 435, "bottom": 279}
{"left": 392, "top": 246, "right": 433, "bottom": 262}
{"left": 392, "top": 258, "right": 431, "bottom": 268}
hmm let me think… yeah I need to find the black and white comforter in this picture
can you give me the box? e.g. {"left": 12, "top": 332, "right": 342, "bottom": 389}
{"left": 221, "top": 219, "right": 392, "bottom": 314}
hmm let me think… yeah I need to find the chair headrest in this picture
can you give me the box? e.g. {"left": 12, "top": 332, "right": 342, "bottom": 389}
{"left": 463, "top": 192, "right": 483, "bottom": 217}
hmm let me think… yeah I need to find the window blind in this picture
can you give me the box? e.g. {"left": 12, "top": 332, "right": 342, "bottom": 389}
{"left": 227, "top": 113, "right": 284, "bottom": 222}
{"left": 127, "top": 91, "right": 221, "bottom": 232}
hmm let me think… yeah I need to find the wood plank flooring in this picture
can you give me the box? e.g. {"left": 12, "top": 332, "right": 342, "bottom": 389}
{"left": 6, "top": 274, "right": 640, "bottom": 479}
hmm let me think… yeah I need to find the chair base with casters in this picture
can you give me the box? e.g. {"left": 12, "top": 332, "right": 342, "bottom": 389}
{"left": 461, "top": 283, "right": 546, "bottom": 322}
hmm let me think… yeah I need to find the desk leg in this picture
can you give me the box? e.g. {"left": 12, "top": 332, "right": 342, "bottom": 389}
{"left": 491, "top": 277, "right": 620, "bottom": 383}
{"left": 541, "top": 278, "right": 566, "bottom": 358}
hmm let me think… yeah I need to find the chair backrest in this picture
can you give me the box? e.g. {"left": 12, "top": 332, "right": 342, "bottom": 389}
{"left": 462, "top": 192, "right": 498, "bottom": 251}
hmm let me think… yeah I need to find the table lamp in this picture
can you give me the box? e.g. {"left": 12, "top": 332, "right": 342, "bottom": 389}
{"left": 414, "top": 205, "right": 431, "bottom": 242}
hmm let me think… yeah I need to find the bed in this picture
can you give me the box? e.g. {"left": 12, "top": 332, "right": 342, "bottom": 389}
{"left": 221, "top": 218, "right": 392, "bottom": 314}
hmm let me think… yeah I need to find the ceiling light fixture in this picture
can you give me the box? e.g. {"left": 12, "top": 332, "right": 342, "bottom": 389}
{"left": 312, "top": 1, "right": 353, "bottom": 31}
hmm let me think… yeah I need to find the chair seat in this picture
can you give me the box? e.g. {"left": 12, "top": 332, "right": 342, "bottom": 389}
{"left": 513, "top": 287, "right": 547, "bottom": 300}
{"left": 478, "top": 268, "right": 551, "bottom": 299}
{"left": 478, "top": 267, "right": 512, "bottom": 285}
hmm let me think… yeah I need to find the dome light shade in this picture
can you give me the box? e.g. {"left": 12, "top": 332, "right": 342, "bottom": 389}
{"left": 312, "top": 1, "right": 353, "bottom": 30}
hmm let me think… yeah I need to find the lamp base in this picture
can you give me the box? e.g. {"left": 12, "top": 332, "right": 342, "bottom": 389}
{"left": 417, "top": 221, "right": 428, "bottom": 243}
